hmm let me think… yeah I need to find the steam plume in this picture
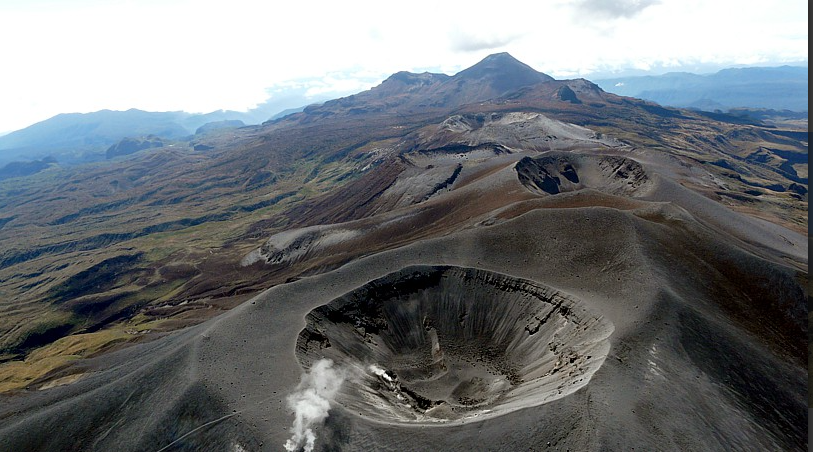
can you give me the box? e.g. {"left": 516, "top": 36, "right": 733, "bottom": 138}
{"left": 283, "top": 359, "right": 346, "bottom": 452}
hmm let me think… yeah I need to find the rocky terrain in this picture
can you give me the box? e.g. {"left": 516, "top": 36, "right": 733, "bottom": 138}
{"left": 0, "top": 53, "right": 807, "bottom": 451}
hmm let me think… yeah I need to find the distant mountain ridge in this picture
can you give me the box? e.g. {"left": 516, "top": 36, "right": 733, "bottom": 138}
{"left": 0, "top": 95, "right": 337, "bottom": 166}
{"left": 0, "top": 109, "right": 236, "bottom": 166}
{"left": 0, "top": 58, "right": 806, "bottom": 168}
{"left": 595, "top": 66, "right": 808, "bottom": 112}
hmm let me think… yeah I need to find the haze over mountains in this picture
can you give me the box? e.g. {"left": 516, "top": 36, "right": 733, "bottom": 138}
{"left": 594, "top": 65, "right": 808, "bottom": 112}
{"left": 0, "top": 92, "right": 332, "bottom": 167}
{"left": 0, "top": 53, "right": 807, "bottom": 451}
{"left": 0, "top": 59, "right": 806, "bottom": 170}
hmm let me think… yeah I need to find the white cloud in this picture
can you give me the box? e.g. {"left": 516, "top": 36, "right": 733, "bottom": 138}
{"left": 574, "top": 0, "right": 661, "bottom": 19}
{"left": 448, "top": 27, "right": 525, "bottom": 53}
{"left": 0, "top": 0, "right": 807, "bottom": 132}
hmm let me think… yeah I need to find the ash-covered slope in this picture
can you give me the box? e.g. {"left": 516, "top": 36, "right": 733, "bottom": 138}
{"left": 0, "top": 54, "right": 807, "bottom": 452}
{"left": 1, "top": 164, "right": 806, "bottom": 450}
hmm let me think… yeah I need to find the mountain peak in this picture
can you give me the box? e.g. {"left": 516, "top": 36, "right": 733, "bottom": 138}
{"left": 454, "top": 53, "right": 554, "bottom": 93}
{"left": 480, "top": 52, "right": 522, "bottom": 64}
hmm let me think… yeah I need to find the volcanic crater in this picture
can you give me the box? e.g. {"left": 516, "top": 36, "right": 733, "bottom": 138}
{"left": 296, "top": 265, "right": 613, "bottom": 424}
{"left": 515, "top": 152, "right": 652, "bottom": 196}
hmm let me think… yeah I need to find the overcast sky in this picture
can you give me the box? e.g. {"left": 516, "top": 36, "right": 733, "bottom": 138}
{"left": 0, "top": 0, "right": 807, "bottom": 133}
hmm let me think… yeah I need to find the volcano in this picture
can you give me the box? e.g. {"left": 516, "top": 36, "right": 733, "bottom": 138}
{"left": 0, "top": 54, "right": 807, "bottom": 452}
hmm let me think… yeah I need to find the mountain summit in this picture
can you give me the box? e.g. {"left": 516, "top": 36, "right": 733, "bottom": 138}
{"left": 298, "top": 53, "right": 560, "bottom": 118}
{"left": 453, "top": 52, "right": 554, "bottom": 92}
